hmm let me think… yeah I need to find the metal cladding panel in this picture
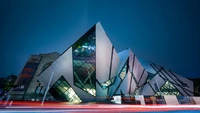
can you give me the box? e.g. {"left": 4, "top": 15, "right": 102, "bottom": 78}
{"left": 129, "top": 51, "right": 148, "bottom": 87}
{"left": 37, "top": 61, "right": 63, "bottom": 88}
{"left": 108, "top": 75, "right": 121, "bottom": 97}
{"left": 153, "top": 63, "right": 194, "bottom": 96}
{"left": 116, "top": 72, "right": 131, "bottom": 94}
{"left": 159, "top": 70, "right": 191, "bottom": 95}
{"left": 38, "top": 47, "right": 94, "bottom": 102}
{"left": 118, "top": 50, "right": 129, "bottom": 76}
{"left": 129, "top": 49, "right": 135, "bottom": 72}
{"left": 126, "top": 71, "right": 132, "bottom": 94}
{"left": 118, "top": 49, "right": 129, "bottom": 61}
{"left": 130, "top": 72, "right": 137, "bottom": 95}
{"left": 150, "top": 63, "right": 162, "bottom": 72}
{"left": 158, "top": 71, "right": 190, "bottom": 96}
{"left": 173, "top": 84, "right": 193, "bottom": 96}
{"left": 152, "top": 64, "right": 176, "bottom": 83}
{"left": 188, "top": 91, "right": 194, "bottom": 96}
{"left": 57, "top": 48, "right": 73, "bottom": 86}
{"left": 165, "top": 70, "right": 193, "bottom": 93}
{"left": 96, "top": 22, "right": 113, "bottom": 83}
{"left": 141, "top": 83, "right": 155, "bottom": 95}
{"left": 96, "top": 83, "right": 107, "bottom": 101}
{"left": 37, "top": 66, "right": 56, "bottom": 87}
{"left": 38, "top": 47, "right": 73, "bottom": 88}
{"left": 138, "top": 70, "right": 148, "bottom": 87}
{"left": 110, "top": 49, "right": 120, "bottom": 78}
{"left": 133, "top": 56, "right": 145, "bottom": 83}
{"left": 159, "top": 71, "right": 176, "bottom": 84}
{"left": 149, "top": 74, "right": 165, "bottom": 92}
{"left": 139, "top": 59, "right": 156, "bottom": 74}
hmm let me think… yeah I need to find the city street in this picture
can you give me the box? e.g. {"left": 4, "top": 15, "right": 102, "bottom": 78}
{"left": 1, "top": 103, "right": 200, "bottom": 113}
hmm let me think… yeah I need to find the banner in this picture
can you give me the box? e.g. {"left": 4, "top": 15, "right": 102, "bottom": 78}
{"left": 155, "top": 96, "right": 165, "bottom": 104}
{"left": 164, "top": 95, "right": 179, "bottom": 105}
{"left": 177, "top": 96, "right": 196, "bottom": 104}
{"left": 177, "top": 96, "right": 190, "bottom": 104}
{"left": 111, "top": 95, "right": 121, "bottom": 104}
{"left": 193, "top": 97, "right": 200, "bottom": 105}
{"left": 135, "top": 95, "right": 145, "bottom": 105}
{"left": 144, "top": 96, "right": 153, "bottom": 105}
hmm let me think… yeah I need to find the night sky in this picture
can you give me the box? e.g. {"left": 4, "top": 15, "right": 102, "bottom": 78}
{"left": 0, "top": 0, "right": 199, "bottom": 78}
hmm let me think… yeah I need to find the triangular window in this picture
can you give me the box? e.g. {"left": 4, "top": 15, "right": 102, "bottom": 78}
{"left": 155, "top": 81, "right": 181, "bottom": 96}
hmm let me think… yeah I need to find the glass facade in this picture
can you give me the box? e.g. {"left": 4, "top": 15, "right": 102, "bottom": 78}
{"left": 49, "top": 76, "right": 81, "bottom": 102}
{"left": 155, "top": 81, "right": 181, "bottom": 96}
{"left": 35, "top": 83, "right": 46, "bottom": 95}
{"left": 100, "top": 77, "right": 116, "bottom": 90}
{"left": 119, "top": 62, "right": 128, "bottom": 80}
{"left": 72, "top": 26, "right": 96, "bottom": 96}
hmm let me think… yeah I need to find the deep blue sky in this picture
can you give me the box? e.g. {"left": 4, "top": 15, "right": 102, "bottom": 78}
{"left": 0, "top": 0, "right": 199, "bottom": 78}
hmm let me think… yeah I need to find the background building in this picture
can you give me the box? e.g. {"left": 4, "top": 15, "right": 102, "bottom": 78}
{"left": 9, "top": 52, "right": 60, "bottom": 101}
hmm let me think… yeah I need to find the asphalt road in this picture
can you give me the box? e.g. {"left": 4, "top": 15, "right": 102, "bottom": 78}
{"left": 1, "top": 104, "right": 200, "bottom": 113}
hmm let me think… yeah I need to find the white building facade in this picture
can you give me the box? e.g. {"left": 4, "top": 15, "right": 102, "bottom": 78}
{"left": 37, "top": 22, "right": 194, "bottom": 103}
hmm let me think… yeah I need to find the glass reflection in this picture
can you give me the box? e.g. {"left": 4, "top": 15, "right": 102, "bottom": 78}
{"left": 72, "top": 27, "right": 96, "bottom": 96}
{"left": 119, "top": 62, "right": 128, "bottom": 80}
{"left": 100, "top": 77, "right": 116, "bottom": 89}
{"left": 49, "top": 76, "right": 82, "bottom": 103}
{"left": 155, "top": 81, "right": 181, "bottom": 96}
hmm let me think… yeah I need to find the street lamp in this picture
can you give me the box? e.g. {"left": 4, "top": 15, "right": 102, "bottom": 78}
{"left": 41, "top": 72, "right": 54, "bottom": 106}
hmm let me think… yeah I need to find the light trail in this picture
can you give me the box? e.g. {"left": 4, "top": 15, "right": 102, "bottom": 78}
{"left": 1, "top": 101, "right": 200, "bottom": 113}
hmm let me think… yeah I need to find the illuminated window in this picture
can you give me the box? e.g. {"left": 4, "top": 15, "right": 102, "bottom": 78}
{"left": 34, "top": 83, "right": 46, "bottom": 95}
{"left": 49, "top": 76, "right": 82, "bottom": 103}
{"left": 119, "top": 62, "right": 128, "bottom": 80}
{"left": 35, "top": 86, "right": 41, "bottom": 94}
{"left": 155, "top": 81, "right": 181, "bottom": 96}
{"left": 100, "top": 77, "right": 116, "bottom": 89}
{"left": 72, "top": 26, "right": 96, "bottom": 96}
{"left": 40, "top": 86, "right": 46, "bottom": 94}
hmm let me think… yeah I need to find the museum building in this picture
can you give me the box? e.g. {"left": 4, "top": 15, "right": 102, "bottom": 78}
{"left": 9, "top": 22, "right": 194, "bottom": 102}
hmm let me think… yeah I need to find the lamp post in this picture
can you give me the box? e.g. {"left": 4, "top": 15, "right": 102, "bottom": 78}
{"left": 3, "top": 85, "right": 23, "bottom": 106}
{"left": 41, "top": 72, "right": 54, "bottom": 106}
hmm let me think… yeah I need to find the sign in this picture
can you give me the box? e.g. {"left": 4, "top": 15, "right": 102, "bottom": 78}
{"left": 177, "top": 96, "right": 190, "bottom": 104}
{"left": 144, "top": 96, "right": 153, "bottom": 105}
{"left": 135, "top": 95, "right": 145, "bottom": 105}
{"left": 164, "top": 95, "right": 179, "bottom": 105}
{"left": 155, "top": 96, "right": 165, "bottom": 104}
